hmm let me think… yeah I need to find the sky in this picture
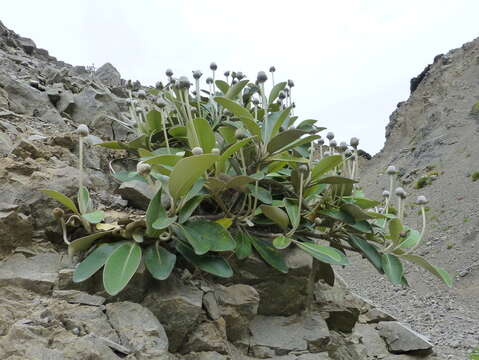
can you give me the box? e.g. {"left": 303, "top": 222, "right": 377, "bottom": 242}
{"left": 2, "top": 1, "right": 479, "bottom": 154}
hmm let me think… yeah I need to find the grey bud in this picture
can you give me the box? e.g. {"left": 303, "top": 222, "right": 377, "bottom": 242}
{"left": 257, "top": 71, "right": 268, "bottom": 83}
{"left": 179, "top": 76, "right": 191, "bottom": 89}
{"left": 329, "top": 139, "right": 337, "bottom": 147}
{"left": 326, "top": 132, "right": 335, "bottom": 140}
{"left": 287, "top": 79, "right": 294, "bottom": 87}
{"left": 210, "top": 62, "right": 218, "bottom": 71}
{"left": 192, "top": 147, "right": 203, "bottom": 155}
{"left": 382, "top": 190, "right": 390, "bottom": 198}
{"left": 165, "top": 69, "right": 173, "bottom": 77}
{"left": 212, "top": 148, "right": 221, "bottom": 155}
{"left": 339, "top": 142, "right": 348, "bottom": 152}
{"left": 156, "top": 98, "right": 167, "bottom": 108}
{"left": 416, "top": 195, "right": 428, "bottom": 205}
{"left": 137, "top": 89, "right": 146, "bottom": 99}
{"left": 252, "top": 98, "right": 260, "bottom": 106}
{"left": 236, "top": 72, "right": 245, "bottom": 80}
{"left": 137, "top": 162, "right": 151, "bottom": 176}
{"left": 224, "top": 70, "right": 230, "bottom": 77}
{"left": 350, "top": 137, "right": 359, "bottom": 148}
{"left": 344, "top": 148, "right": 353, "bottom": 157}
{"left": 318, "top": 139, "right": 325, "bottom": 146}
{"left": 278, "top": 91, "right": 286, "bottom": 100}
{"left": 192, "top": 70, "right": 203, "bottom": 80}
{"left": 386, "top": 165, "right": 397, "bottom": 175}
{"left": 269, "top": 66, "right": 276, "bottom": 73}
{"left": 298, "top": 164, "right": 309, "bottom": 175}
{"left": 395, "top": 187, "right": 407, "bottom": 199}
{"left": 206, "top": 77, "right": 213, "bottom": 85}
{"left": 155, "top": 81, "right": 163, "bottom": 90}
{"left": 77, "top": 124, "right": 89, "bottom": 137}
{"left": 235, "top": 128, "right": 247, "bottom": 139}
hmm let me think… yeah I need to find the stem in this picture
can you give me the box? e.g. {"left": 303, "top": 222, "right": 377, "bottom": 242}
{"left": 397, "top": 197, "right": 403, "bottom": 221}
{"left": 79, "top": 136, "right": 84, "bottom": 190}
{"left": 161, "top": 109, "right": 170, "bottom": 152}
{"left": 404, "top": 205, "right": 426, "bottom": 255}
{"left": 239, "top": 148, "right": 247, "bottom": 175}
{"left": 195, "top": 79, "right": 201, "bottom": 118}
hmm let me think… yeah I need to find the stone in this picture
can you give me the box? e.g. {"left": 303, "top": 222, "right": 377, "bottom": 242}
{"left": 106, "top": 301, "right": 170, "bottom": 359}
{"left": 0, "top": 253, "right": 61, "bottom": 294}
{"left": 180, "top": 318, "right": 228, "bottom": 354}
{"left": 17, "top": 36, "right": 36, "bottom": 54}
{"left": 214, "top": 284, "right": 259, "bottom": 341}
{"left": 56, "top": 89, "right": 75, "bottom": 115}
{"left": 52, "top": 289, "right": 105, "bottom": 306}
{"left": 203, "top": 291, "right": 221, "bottom": 320}
{"left": 46, "top": 87, "right": 61, "bottom": 105}
{"left": 0, "top": 206, "right": 33, "bottom": 253}
{"left": 354, "top": 323, "right": 389, "bottom": 358}
{"left": 183, "top": 352, "right": 229, "bottom": 360}
{"left": 249, "top": 313, "right": 330, "bottom": 355}
{"left": 116, "top": 180, "right": 157, "bottom": 210}
{"left": 377, "top": 321, "right": 433, "bottom": 355}
{"left": 95, "top": 62, "right": 122, "bottom": 87}
{"left": 11, "top": 139, "right": 43, "bottom": 158}
{"left": 142, "top": 276, "right": 203, "bottom": 352}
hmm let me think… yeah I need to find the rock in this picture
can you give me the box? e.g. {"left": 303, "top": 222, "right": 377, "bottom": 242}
{"left": 106, "top": 301, "right": 170, "bottom": 359}
{"left": 180, "top": 318, "right": 228, "bottom": 354}
{"left": 249, "top": 313, "right": 330, "bottom": 355}
{"left": 52, "top": 289, "right": 105, "bottom": 306}
{"left": 11, "top": 139, "right": 43, "bottom": 159}
{"left": 0, "top": 253, "right": 61, "bottom": 294}
{"left": 95, "top": 62, "right": 122, "bottom": 87}
{"left": 377, "top": 321, "right": 433, "bottom": 355}
{"left": 142, "top": 276, "right": 203, "bottom": 352}
{"left": 46, "top": 87, "right": 61, "bottom": 106}
{"left": 17, "top": 36, "right": 36, "bottom": 54}
{"left": 182, "top": 352, "right": 229, "bottom": 360}
{"left": 214, "top": 284, "right": 259, "bottom": 341}
{"left": 203, "top": 291, "right": 221, "bottom": 320}
{"left": 354, "top": 323, "right": 389, "bottom": 358}
{"left": 116, "top": 180, "right": 156, "bottom": 210}
{"left": 56, "top": 89, "right": 75, "bottom": 115}
{"left": 0, "top": 205, "right": 33, "bottom": 253}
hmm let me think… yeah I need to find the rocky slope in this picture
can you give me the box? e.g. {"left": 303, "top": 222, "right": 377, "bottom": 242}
{"left": 339, "top": 38, "right": 479, "bottom": 359}
{"left": 0, "top": 20, "right": 446, "bottom": 359}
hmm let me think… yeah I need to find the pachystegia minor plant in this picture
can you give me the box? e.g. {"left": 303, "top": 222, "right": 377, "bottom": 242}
{"left": 42, "top": 65, "right": 452, "bottom": 296}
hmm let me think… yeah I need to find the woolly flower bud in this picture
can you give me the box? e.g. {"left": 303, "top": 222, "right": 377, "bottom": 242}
{"left": 206, "top": 77, "right": 213, "bottom": 85}
{"left": 386, "top": 165, "right": 397, "bottom": 175}
{"left": 192, "top": 70, "right": 203, "bottom": 80}
{"left": 165, "top": 69, "right": 173, "bottom": 77}
{"left": 350, "top": 137, "right": 359, "bottom": 148}
{"left": 318, "top": 139, "right": 325, "bottom": 146}
{"left": 382, "top": 190, "right": 390, "bottom": 198}
{"left": 298, "top": 164, "right": 309, "bottom": 175}
{"left": 137, "top": 162, "right": 151, "bottom": 176}
{"left": 314, "top": 217, "right": 323, "bottom": 225}
{"left": 156, "top": 97, "right": 167, "bottom": 108}
{"left": 278, "top": 91, "right": 286, "bottom": 100}
{"left": 138, "top": 89, "right": 146, "bottom": 99}
{"left": 231, "top": 80, "right": 238, "bottom": 85}
{"left": 287, "top": 79, "right": 295, "bottom": 87}
{"left": 326, "top": 132, "right": 335, "bottom": 140}
{"left": 155, "top": 81, "right": 163, "bottom": 90}
{"left": 224, "top": 70, "right": 230, "bottom": 77}
{"left": 236, "top": 72, "right": 245, "bottom": 80}
{"left": 77, "top": 124, "right": 89, "bottom": 137}
{"left": 192, "top": 147, "right": 203, "bottom": 155}
{"left": 179, "top": 76, "right": 191, "bottom": 89}
{"left": 416, "top": 195, "right": 428, "bottom": 205}
{"left": 344, "top": 149, "right": 353, "bottom": 157}
{"left": 257, "top": 71, "right": 268, "bottom": 83}
{"left": 269, "top": 66, "right": 276, "bottom": 73}
{"left": 395, "top": 187, "right": 407, "bottom": 199}
{"left": 212, "top": 148, "right": 221, "bottom": 155}
{"left": 339, "top": 141, "right": 348, "bottom": 152}
{"left": 235, "top": 128, "right": 247, "bottom": 139}
{"left": 52, "top": 207, "right": 64, "bottom": 218}
{"left": 329, "top": 139, "right": 337, "bottom": 147}
{"left": 210, "top": 62, "right": 218, "bottom": 71}
{"left": 252, "top": 98, "right": 260, "bottom": 106}
{"left": 231, "top": 71, "right": 237, "bottom": 79}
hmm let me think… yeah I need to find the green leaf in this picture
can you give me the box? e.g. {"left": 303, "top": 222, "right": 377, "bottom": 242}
{"left": 146, "top": 190, "right": 165, "bottom": 237}
{"left": 214, "top": 96, "right": 252, "bottom": 119}
{"left": 247, "top": 184, "right": 273, "bottom": 205}
{"left": 73, "top": 241, "right": 127, "bottom": 283}
{"left": 176, "top": 241, "right": 233, "bottom": 278}
{"left": 347, "top": 234, "right": 383, "bottom": 273}
{"left": 82, "top": 210, "right": 106, "bottom": 224}
{"left": 389, "top": 218, "right": 403, "bottom": 242}
{"left": 251, "top": 237, "right": 288, "bottom": 273}
{"left": 238, "top": 116, "right": 261, "bottom": 136}
{"left": 98, "top": 141, "right": 128, "bottom": 150}
{"left": 215, "top": 80, "right": 229, "bottom": 94}
{"left": 311, "top": 155, "right": 343, "bottom": 180}
{"left": 152, "top": 216, "right": 177, "bottom": 230}
{"left": 225, "top": 79, "right": 249, "bottom": 100}
{"left": 296, "top": 242, "right": 349, "bottom": 265}
{"left": 234, "top": 232, "right": 253, "bottom": 260}
{"left": 273, "top": 135, "right": 320, "bottom": 154}
{"left": 264, "top": 107, "right": 292, "bottom": 144}
{"left": 218, "top": 126, "right": 236, "bottom": 144}
{"left": 77, "top": 186, "right": 92, "bottom": 215}
{"left": 398, "top": 228, "right": 421, "bottom": 249}
{"left": 179, "top": 195, "right": 205, "bottom": 223}
{"left": 169, "top": 125, "right": 187, "bottom": 138}
{"left": 41, "top": 189, "right": 79, "bottom": 215}
{"left": 144, "top": 242, "right": 176, "bottom": 280}
{"left": 284, "top": 198, "right": 300, "bottom": 228}
{"left": 319, "top": 209, "right": 355, "bottom": 224}
{"left": 273, "top": 236, "right": 292, "bottom": 249}
{"left": 267, "top": 129, "right": 309, "bottom": 154}
{"left": 183, "top": 220, "right": 236, "bottom": 253}
{"left": 103, "top": 242, "right": 142, "bottom": 296}
{"left": 68, "top": 231, "right": 113, "bottom": 257}
{"left": 381, "top": 254, "right": 404, "bottom": 285}
{"left": 260, "top": 205, "right": 289, "bottom": 230}
{"left": 268, "top": 81, "right": 287, "bottom": 104}
{"left": 168, "top": 154, "right": 219, "bottom": 201}
{"left": 316, "top": 176, "right": 358, "bottom": 185}
{"left": 146, "top": 109, "right": 163, "bottom": 132}
{"left": 217, "top": 137, "right": 255, "bottom": 173}
{"left": 341, "top": 204, "right": 373, "bottom": 221}
{"left": 187, "top": 118, "right": 216, "bottom": 153}
{"left": 401, "top": 254, "right": 452, "bottom": 287}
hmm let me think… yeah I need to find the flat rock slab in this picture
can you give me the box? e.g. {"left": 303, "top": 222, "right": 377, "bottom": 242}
{"left": 377, "top": 321, "right": 433, "bottom": 354}
{"left": 249, "top": 313, "right": 330, "bottom": 355}
{"left": 52, "top": 289, "right": 105, "bottom": 306}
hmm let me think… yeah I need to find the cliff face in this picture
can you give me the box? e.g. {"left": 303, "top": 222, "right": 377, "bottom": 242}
{"left": 340, "top": 38, "right": 479, "bottom": 359}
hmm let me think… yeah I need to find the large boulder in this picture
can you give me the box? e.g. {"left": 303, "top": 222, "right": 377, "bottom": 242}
{"left": 95, "top": 63, "right": 122, "bottom": 87}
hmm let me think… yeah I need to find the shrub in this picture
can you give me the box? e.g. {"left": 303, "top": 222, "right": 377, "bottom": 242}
{"left": 472, "top": 171, "right": 479, "bottom": 182}
{"left": 414, "top": 176, "right": 431, "bottom": 189}
{"left": 42, "top": 67, "right": 452, "bottom": 296}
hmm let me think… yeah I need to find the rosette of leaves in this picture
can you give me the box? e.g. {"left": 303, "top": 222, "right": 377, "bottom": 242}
{"left": 43, "top": 70, "right": 452, "bottom": 295}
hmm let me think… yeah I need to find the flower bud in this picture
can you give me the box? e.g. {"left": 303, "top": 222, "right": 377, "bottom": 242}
{"left": 212, "top": 148, "right": 221, "bottom": 155}
{"left": 156, "top": 98, "right": 167, "bottom": 108}
{"left": 179, "top": 76, "right": 191, "bottom": 89}
{"left": 192, "top": 70, "right": 203, "bottom": 80}
{"left": 52, "top": 207, "right": 65, "bottom": 218}
{"left": 382, "top": 190, "right": 390, "bottom": 198}
{"left": 257, "top": 71, "right": 268, "bottom": 83}
{"left": 278, "top": 91, "right": 286, "bottom": 100}
{"left": 339, "top": 141, "right": 348, "bottom": 152}
{"left": 416, "top": 195, "right": 428, "bottom": 205}
{"left": 223, "top": 109, "right": 233, "bottom": 117}
{"left": 395, "top": 187, "right": 407, "bottom": 199}
{"left": 137, "top": 162, "right": 151, "bottom": 176}
{"left": 224, "top": 70, "right": 230, "bottom": 77}
{"left": 269, "top": 66, "right": 276, "bottom": 73}
{"left": 165, "top": 69, "right": 173, "bottom": 77}
{"left": 210, "top": 62, "right": 218, "bottom": 71}
{"left": 329, "top": 139, "right": 337, "bottom": 148}
{"left": 77, "top": 124, "right": 89, "bottom": 137}
{"left": 192, "top": 147, "right": 203, "bottom": 155}
{"left": 231, "top": 71, "right": 237, "bottom": 79}
{"left": 236, "top": 72, "right": 245, "bottom": 80}
{"left": 386, "top": 165, "right": 397, "bottom": 175}
{"left": 298, "top": 164, "right": 309, "bottom": 175}
{"left": 235, "top": 128, "right": 247, "bottom": 139}
{"left": 344, "top": 149, "right": 353, "bottom": 157}
{"left": 231, "top": 80, "right": 238, "bottom": 85}
{"left": 287, "top": 79, "right": 295, "bottom": 87}
{"left": 155, "top": 81, "right": 163, "bottom": 90}
{"left": 314, "top": 217, "right": 323, "bottom": 225}
{"left": 137, "top": 89, "right": 146, "bottom": 99}
{"left": 326, "top": 132, "right": 335, "bottom": 140}
{"left": 252, "top": 98, "right": 260, "bottom": 106}
{"left": 350, "top": 137, "right": 359, "bottom": 148}
{"left": 318, "top": 138, "right": 325, "bottom": 146}
{"left": 206, "top": 77, "right": 213, "bottom": 85}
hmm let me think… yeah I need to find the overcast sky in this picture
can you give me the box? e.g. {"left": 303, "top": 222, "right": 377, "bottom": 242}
{"left": 3, "top": 1, "right": 479, "bottom": 154}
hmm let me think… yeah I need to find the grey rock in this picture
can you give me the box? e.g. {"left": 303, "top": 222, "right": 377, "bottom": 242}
{"left": 56, "top": 89, "right": 75, "bottom": 115}
{"left": 95, "top": 62, "right": 122, "bottom": 87}
{"left": 46, "top": 87, "right": 61, "bottom": 105}
{"left": 249, "top": 313, "right": 330, "bottom": 355}
{"left": 354, "top": 323, "right": 389, "bottom": 358}
{"left": 180, "top": 318, "right": 228, "bottom": 354}
{"left": 106, "top": 301, "right": 169, "bottom": 359}
{"left": 377, "top": 321, "right": 433, "bottom": 354}
{"left": 116, "top": 180, "right": 156, "bottom": 210}
{"left": 182, "top": 352, "right": 229, "bottom": 360}
{"left": 11, "top": 139, "right": 43, "bottom": 158}
{"left": 17, "top": 36, "right": 36, "bottom": 54}
{"left": 203, "top": 291, "right": 221, "bottom": 320}
{"left": 143, "top": 276, "right": 203, "bottom": 352}
{"left": 52, "top": 289, "right": 105, "bottom": 306}
{"left": 0, "top": 206, "right": 33, "bottom": 253}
